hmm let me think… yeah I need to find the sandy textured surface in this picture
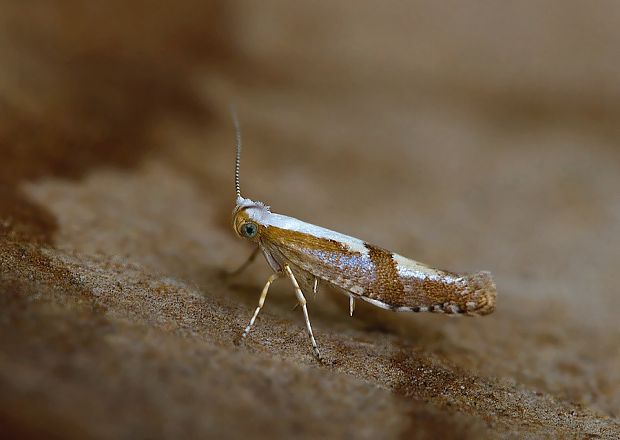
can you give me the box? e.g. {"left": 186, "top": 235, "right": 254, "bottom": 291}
{"left": 1, "top": 1, "right": 620, "bottom": 439}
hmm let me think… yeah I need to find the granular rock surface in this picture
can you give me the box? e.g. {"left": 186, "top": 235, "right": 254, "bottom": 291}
{"left": 1, "top": 2, "right": 619, "bottom": 439}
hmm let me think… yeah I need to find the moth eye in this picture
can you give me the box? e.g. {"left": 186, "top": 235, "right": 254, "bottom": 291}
{"left": 240, "top": 222, "right": 258, "bottom": 238}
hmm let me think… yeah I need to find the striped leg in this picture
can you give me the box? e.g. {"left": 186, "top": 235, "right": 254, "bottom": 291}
{"left": 284, "top": 265, "right": 321, "bottom": 359}
{"left": 242, "top": 272, "right": 281, "bottom": 338}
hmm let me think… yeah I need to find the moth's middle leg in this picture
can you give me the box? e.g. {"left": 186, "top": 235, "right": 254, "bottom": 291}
{"left": 284, "top": 265, "right": 321, "bottom": 360}
{"left": 242, "top": 272, "right": 281, "bottom": 338}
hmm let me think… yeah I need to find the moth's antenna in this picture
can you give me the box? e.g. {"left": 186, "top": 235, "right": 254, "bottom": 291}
{"left": 231, "top": 106, "right": 242, "bottom": 200}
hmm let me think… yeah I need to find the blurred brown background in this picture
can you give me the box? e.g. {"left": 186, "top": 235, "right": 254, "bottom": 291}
{"left": 1, "top": 1, "right": 619, "bottom": 438}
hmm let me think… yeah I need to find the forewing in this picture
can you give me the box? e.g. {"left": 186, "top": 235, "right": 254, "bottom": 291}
{"left": 260, "top": 225, "right": 496, "bottom": 315}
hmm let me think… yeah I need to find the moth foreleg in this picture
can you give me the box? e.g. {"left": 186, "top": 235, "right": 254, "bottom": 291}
{"left": 242, "top": 272, "right": 281, "bottom": 338}
{"left": 229, "top": 246, "right": 261, "bottom": 278}
{"left": 284, "top": 265, "right": 321, "bottom": 360}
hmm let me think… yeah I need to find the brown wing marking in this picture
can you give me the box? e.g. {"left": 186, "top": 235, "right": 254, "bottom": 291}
{"left": 364, "top": 244, "right": 404, "bottom": 303}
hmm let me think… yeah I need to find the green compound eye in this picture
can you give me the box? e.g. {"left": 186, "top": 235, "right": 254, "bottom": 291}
{"left": 241, "top": 222, "right": 258, "bottom": 238}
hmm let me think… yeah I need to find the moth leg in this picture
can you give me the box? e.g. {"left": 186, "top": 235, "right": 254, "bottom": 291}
{"left": 229, "top": 246, "right": 261, "bottom": 278}
{"left": 242, "top": 272, "right": 281, "bottom": 338}
{"left": 312, "top": 277, "right": 319, "bottom": 299}
{"left": 284, "top": 265, "right": 321, "bottom": 360}
{"left": 349, "top": 296, "right": 355, "bottom": 317}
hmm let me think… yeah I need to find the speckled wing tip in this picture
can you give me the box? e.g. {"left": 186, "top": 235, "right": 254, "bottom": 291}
{"left": 466, "top": 270, "right": 497, "bottom": 315}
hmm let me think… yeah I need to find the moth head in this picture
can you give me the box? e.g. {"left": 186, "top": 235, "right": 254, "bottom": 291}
{"left": 232, "top": 197, "right": 269, "bottom": 242}
{"left": 231, "top": 109, "right": 270, "bottom": 242}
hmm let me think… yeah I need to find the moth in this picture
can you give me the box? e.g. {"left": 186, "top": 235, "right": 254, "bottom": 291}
{"left": 230, "top": 112, "right": 497, "bottom": 359}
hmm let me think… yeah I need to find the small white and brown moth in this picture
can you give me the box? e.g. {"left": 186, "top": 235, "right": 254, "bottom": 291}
{"left": 230, "top": 112, "right": 497, "bottom": 359}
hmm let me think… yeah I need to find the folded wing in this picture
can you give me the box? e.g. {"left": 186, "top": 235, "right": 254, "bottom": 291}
{"left": 260, "top": 224, "right": 496, "bottom": 315}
